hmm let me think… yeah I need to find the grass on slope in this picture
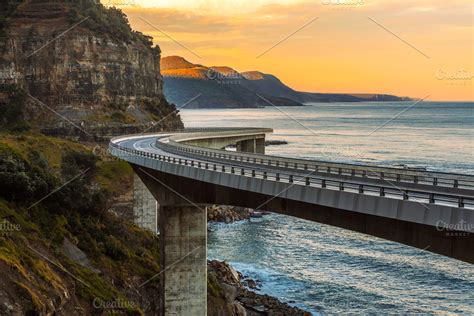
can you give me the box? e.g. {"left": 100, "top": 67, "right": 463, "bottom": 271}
{"left": 0, "top": 133, "right": 159, "bottom": 314}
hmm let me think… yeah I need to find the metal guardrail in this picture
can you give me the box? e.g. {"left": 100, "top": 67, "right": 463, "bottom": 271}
{"left": 109, "top": 142, "right": 474, "bottom": 209}
{"left": 159, "top": 139, "right": 474, "bottom": 190}
{"left": 110, "top": 126, "right": 473, "bottom": 189}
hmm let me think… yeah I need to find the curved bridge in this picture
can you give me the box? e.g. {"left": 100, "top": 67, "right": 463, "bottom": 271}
{"left": 109, "top": 127, "right": 474, "bottom": 315}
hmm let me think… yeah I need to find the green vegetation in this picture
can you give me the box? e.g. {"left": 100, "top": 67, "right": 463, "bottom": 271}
{"left": 0, "top": 143, "right": 52, "bottom": 203}
{"left": 0, "top": 134, "right": 158, "bottom": 313}
{"left": 207, "top": 270, "right": 224, "bottom": 298}
{"left": 0, "top": 85, "right": 30, "bottom": 132}
{"left": 111, "top": 111, "right": 127, "bottom": 122}
{"left": 141, "top": 97, "right": 178, "bottom": 122}
{"left": 66, "top": 0, "right": 154, "bottom": 47}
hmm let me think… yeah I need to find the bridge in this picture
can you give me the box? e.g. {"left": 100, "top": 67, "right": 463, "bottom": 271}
{"left": 109, "top": 127, "right": 474, "bottom": 316}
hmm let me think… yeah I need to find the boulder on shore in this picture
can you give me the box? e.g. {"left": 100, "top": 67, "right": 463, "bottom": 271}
{"left": 207, "top": 205, "right": 252, "bottom": 223}
{"left": 207, "top": 260, "right": 310, "bottom": 316}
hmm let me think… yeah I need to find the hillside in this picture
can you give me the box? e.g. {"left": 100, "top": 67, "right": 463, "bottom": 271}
{"left": 0, "top": 0, "right": 183, "bottom": 140}
{"left": 161, "top": 56, "right": 303, "bottom": 108}
{"left": 0, "top": 133, "right": 162, "bottom": 314}
{"left": 161, "top": 56, "right": 411, "bottom": 108}
{"left": 1, "top": 133, "right": 298, "bottom": 315}
{"left": 0, "top": 2, "right": 307, "bottom": 315}
{"left": 241, "top": 71, "right": 305, "bottom": 102}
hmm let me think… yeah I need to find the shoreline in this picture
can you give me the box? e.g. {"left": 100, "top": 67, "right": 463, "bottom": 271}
{"left": 208, "top": 259, "right": 311, "bottom": 315}
{"left": 207, "top": 207, "right": 312, "bottom": 315}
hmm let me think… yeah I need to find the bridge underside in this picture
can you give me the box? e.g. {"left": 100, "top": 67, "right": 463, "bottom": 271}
{"left": 135, "top": 165, "right": 474, "bottom": 264}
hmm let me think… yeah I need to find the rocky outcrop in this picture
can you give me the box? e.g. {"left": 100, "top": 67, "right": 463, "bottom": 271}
{"left": 208, "top": 260, "right": 310, "bottom": 316}
{"left": 207, "top": 205, "right": 252, "bottom": 223}
{"left": 0, "top": 0, "right": 183, "bottom": 139}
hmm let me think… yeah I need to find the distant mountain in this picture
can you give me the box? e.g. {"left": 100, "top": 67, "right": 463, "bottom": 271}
{"left": 161, "top": 55, "right": 198, "bottom": 70}
{"left": 160, "top": 56, "right": 410, "bottom": 108}
{"left": 239, "top": 70, "right": 411, "bottom": 103}
{"left": 161, "top": 56, "right": 302, "bottom": 108}
{"left": 240, "top": 71, "right": 305, "bottom": 102}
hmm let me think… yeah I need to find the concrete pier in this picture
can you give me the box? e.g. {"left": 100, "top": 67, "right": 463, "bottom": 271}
{"left": 236, "top": 138, "right": 265, "bottom": 154}
{"left": 176, "top": 129, "right": 270, "bottom": 153}
{"left": 236, "top": 139, "right": 255, "bottom": 153}
{"left": 133, "top": 173, "right": 158, "bottom": 233}
{"left": 256, "top": 138, "right": 265, "bottom": 154}
{"left": 159, "top": 205, "right": 207, "bottom": 316}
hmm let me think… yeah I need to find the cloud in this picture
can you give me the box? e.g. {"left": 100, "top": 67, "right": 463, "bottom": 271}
{"left": 117, "top": 0, "right": 472, "bottom": 101}
{"left": 123, "top": 7, "right": 233, "bottom": 34}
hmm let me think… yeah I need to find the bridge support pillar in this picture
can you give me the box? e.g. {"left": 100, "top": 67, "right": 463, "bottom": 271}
{"left": 237, "top": 138, "right": 266, "bottom": 154}
{"left": 133, "top": 173, "right": 158, "bottom": 233}
{"left": 256, "top": 138, "right": 265, "bottom": 154}
{"left": 159, "top": 205, "right": 207, "bottom": 316}
{"left": 236, "top": 139, "right": 255, "bottom": 153}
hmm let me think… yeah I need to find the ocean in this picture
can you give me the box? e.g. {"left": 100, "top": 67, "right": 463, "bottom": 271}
{"left": 180, "top": 101, "right": 474, "bottom": 314}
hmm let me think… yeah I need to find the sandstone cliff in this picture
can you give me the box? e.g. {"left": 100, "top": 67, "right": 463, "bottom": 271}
{"left": 0, "top": 0, "right": 183, "bottom": 140}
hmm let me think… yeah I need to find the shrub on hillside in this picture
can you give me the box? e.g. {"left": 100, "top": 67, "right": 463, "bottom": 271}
{"left": 66, "top": 0, "right": 153, "bottom": 46}
{"left": 0, "top": 144, "right": 52, "bottom": 202}
{"left": 0, "top": 85, "right": 30, "bottom": 132}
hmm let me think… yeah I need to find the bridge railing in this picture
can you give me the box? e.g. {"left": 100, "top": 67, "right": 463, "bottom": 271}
{"left": 157, "top": 139, "right": 474, "bottom": 191}
{"left": 112, "top": 128, "right": 474, "bottom": 190}
{"left": 109, "top": 142, "right": 474, "bottom": 210}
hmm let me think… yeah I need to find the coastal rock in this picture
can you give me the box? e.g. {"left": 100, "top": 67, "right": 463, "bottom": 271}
{"left": 207, "top": 260, "right": 310, "bottom": 315}
{"left": 207, "top": 205, "right": 252, "bottom": 223}
{"left": 234, "top": 302, "right": 247, "bottom": 316}
{"left": 221, "top": 283, "right": 239, "bottom": 302}
{"left": 208, "top": 260, "right": 242, "bottom": 287}
{"left": 242, "top": 278, "right": 262, "bottom": 290}
{"left": 265, "top": 140, "right": 289, "bottom": 146}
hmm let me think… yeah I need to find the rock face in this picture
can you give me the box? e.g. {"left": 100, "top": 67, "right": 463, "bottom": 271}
{"left": 0, "top": 0, "right": 183, "bottom": 139}
{"left": 208, "top": 260, "right": 311, "bottom": 316}
{"left": 207, "top": 205, "right": 252, "bottom": 223}
{"left": 60, "top": 238, "right": 93, "bottom": 269}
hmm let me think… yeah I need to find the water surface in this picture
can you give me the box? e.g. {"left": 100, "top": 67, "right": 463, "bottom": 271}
{"left": 181, "top": 102, "right": 474, "bottom": 314}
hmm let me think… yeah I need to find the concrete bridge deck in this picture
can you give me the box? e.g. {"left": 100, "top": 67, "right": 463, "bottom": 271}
{"left": 109, "top": 127, "right": 474, "bottom": 315}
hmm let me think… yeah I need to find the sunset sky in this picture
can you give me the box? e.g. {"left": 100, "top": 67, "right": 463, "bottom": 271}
{"left": 108, "top": 0, "right": 472, "bottom": 101}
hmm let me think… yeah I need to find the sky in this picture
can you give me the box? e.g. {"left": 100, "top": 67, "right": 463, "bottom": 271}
{"left": 105, "top": 0, "right": 472, "bottom": 101}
